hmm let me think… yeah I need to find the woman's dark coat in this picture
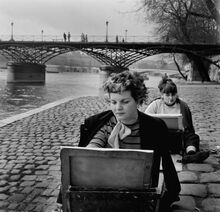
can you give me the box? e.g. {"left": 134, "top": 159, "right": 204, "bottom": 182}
{"left": 79, "top": 110, "right": 181, "bottom": 203}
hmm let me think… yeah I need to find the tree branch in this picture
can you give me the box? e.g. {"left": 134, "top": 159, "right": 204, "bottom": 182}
{"left": 172, "top": 54, "right": 187, "bottom": 80}
{"left": 189, "top": 11, "right": 213, "bottom": 19}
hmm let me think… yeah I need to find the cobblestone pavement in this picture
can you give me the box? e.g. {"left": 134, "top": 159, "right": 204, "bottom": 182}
{"left": 0, "top": 84, "right": 220, "bottom": 212}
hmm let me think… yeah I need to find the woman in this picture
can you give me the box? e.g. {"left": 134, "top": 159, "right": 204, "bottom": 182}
{"left": 145, "top": 76, "right": 209, "bottom": 163}
{"left": 79, "top": 71, "right": 180, "bottom": 211}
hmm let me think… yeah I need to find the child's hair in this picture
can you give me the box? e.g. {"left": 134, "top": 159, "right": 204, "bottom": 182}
{"left": 158, "top": 77, "right": 177, "bottom": 95}
{"left": 103, "top": 70, "right": 148, "bottom": 105}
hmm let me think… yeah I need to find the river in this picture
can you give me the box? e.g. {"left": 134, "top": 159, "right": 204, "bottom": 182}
{"left": 0, "top": 70, "right": 162, "bottom": 121}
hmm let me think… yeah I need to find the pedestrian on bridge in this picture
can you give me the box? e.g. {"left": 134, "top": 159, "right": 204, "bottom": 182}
{"left": 81, "top": 33, "right": 85, "bottom": 42}
{"left": 116, "top": 35, "right": 119, "bottom": 43}
{"left": 63, "top": 33, "right": 67, "bottom": 42}
{"left": 67, "top": 32, "right": 71, "bottom": 42}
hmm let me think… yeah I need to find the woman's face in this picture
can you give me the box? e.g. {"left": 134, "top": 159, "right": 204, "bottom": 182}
{"left": 109, "top": 90, "right": 138, "bottom": 124}
{"left": 161, "top": 92, "right": 178, "bottom": 106}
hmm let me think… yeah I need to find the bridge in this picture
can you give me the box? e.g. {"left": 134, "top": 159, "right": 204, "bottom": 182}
{"left": 0, "top": 37, "right": 220, "bottom": 84}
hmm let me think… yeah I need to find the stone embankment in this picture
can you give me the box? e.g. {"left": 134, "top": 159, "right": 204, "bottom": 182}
{"left": 0, "top": 84, "right": 220, "bottom": 212}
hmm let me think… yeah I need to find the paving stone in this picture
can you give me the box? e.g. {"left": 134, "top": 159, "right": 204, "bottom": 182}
{"left": 45, "top": 156, "right": 56, "bottom": 161}
{"left": 200, "top": 171, "right": 220, "bottom": 183}
{"left": 9, "top": 175, "right": 20, "bottom": 181}
{"left": 24, "top": 164, "right": 35, "bottom": 169}
{"left": 7, "top": 156, "right": 17, "bottom": 160}
{"left": 9, "top": 187, "right": 17, "bottom": 193}
{"left": 48, "top": 161, "right": 58, "bottom": 165}
{"left": 17, "top": 156, "right": 26, "bottom": 160}
{"left": 8, "top": 182, "right": 18, "bottom": 187}
{"left": 35, "top": 170, "right": 48, "bottom": 175}
{"left": 23, "top": 170, "right": 32, "bottom": 174}
{"left": 33, "top": 204, "right": 45, "bottom": 212}
{"left": 21, "top": 187, "right": 34, "bottom": 194}
{"left": 48, "top": 182, "right": 60, "bottom": 189}
{"left": 8, "top": 194, "right": 25, "bottom": 202}
{"left": 0, "top": 175, "right": 8, "bottom": 180}
{"left": 24, "top": 188, "right": 43, "bottom": 203}
{"left": 204, "top": 155, "right": 219, "bottom": 165}
{"left": 33, "top": 196, "right": 47, "bottom": 203}
{"left": 7, "top": 203, "right": 18, "bottom": 210}
{"left": 15, "top": 159, "right": 26, "bottom": 164}
{"left": 0, "top": 169, "right": 8, "bottom": 175}
{"left": 10, "top": 169, "right": 20, "bottom": 174}
{"left": 0, "top": 201, "right": 9, "bottom": 208}
{"left": 0, "top": 164, "right": 6, "bottom": 169}
{"left": 178, "top": 171, "right": 198, "bottom": 183}
{"left": 17, "top": 203, "right": 28, "bottom": 211}
{"left": 208, "top": 184, "right": 220, "bottom": 197}
{"left": 0, "top": 155, "right": 6, "bottom": 159}
{"left": 51, "top": 189, "right": 59, "bottom": 196}
{"left": 0, "top": 180, "right": 7, "bottom": 187}
{"left": 186, "top": 163, "right": 214, "bottom": 172}
{"left": 201, "top": 198, "right": 220, "bottom": 212}
{"left": 20, "top": 181, "right": 35, "bottom": 187}
{"left": 4, "top": 164, "right": 15, "bottom": 170}
{"left": 24, "top": 204, "right": 35, "bottom": 211}
{"left": 35, "top": 160, "right": 48, "bottom": 165}
{"left": 42, "top": 189, "right": 54, "bottom": 196}
{"left": 21, "top": 175, "right": 37, "bottom": 181}
{"left": 0, "top": 186, "right": 9, "bottom": 192}
{"left": 0, "top": 194, "right": 9, "bottom": 200}
{"left": 35, "top": 182, "right": 49, "bottom": 188}
{"left": 180, "top": 184, "right": 207, "bottom": 197}
{"left": 0, "top": 160, "right": 7, "bottom": 164}
{"left": 36, "top": 165, "right": 49, "bottom": 170}
{"left": 13, "top": 164, "right": 23, "bottom": 169}
{"left": 49, "top": 165, "right": 60, "bottom": 171}
{"left": 35, "top": 157, "right": 44, "bottom": 161}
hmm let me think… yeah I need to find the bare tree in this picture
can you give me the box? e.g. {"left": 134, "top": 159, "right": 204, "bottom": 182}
{"left": 137, "top": 0, "right": 220, "bottom": 81}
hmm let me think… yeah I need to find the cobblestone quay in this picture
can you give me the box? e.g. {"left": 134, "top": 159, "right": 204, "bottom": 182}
{"left": 0, "top": 83, "right": 220, "bottom": 212}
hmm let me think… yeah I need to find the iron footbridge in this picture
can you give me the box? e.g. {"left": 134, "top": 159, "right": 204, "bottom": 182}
{"left": 0, "top": 41, "right": 220, "bottom": 68}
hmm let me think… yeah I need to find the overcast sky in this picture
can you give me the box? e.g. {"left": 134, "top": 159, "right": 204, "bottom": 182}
{"left": 0, "top": 0, "right": 155, "bottom": 40}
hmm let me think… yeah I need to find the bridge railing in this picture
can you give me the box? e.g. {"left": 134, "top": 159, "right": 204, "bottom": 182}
{"left": 0, "top": 34, "right": 157, "bottom": 43}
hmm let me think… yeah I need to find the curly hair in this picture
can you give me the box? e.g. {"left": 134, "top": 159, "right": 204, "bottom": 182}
{"left": 103, "top": 70, "right": 148, "bottom": 105}
{"left": 158, "top": 77, "right": 177, "bottom": 95}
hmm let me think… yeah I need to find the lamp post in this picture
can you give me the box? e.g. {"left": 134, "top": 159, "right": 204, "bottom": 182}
{"left": 41, "top": 30, "right": 44, "bottom": 41}
{"left": 125, "top": 29, "right": 128, "bottom": 42}
{"left": 105, "top": 21, "right": 109, "bottom": 42}
{"left": 10, "top": 22, "right": 14, "bottom": 41}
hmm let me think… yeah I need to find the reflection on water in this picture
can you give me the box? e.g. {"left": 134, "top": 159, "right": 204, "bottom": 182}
{"left": 0, "top": 71, "right": 101, "bottom": 120}
{"left": 6, "top": 83, "right": 46, "bottom": 106}
{"left": 0, "top": 83, "right": 48, "bottom": 119}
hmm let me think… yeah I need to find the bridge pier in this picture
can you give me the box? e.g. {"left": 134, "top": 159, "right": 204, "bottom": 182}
{"left": 7, "top": 62, "right": 46, "bottom": 84}
{"left": 99, "top": 65, "right": 129, "bottom": 96}
{"left": 190, "top": 68, "right": 202, "bottom": 81}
